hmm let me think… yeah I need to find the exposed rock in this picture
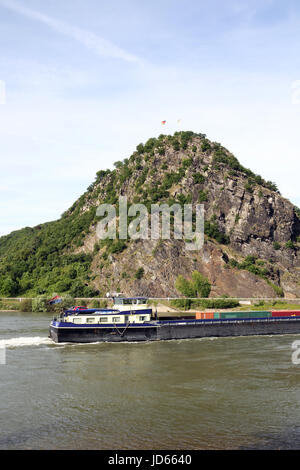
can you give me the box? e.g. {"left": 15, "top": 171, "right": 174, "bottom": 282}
{"left": 1, "top": 131, "right": 300, "bottom": 299}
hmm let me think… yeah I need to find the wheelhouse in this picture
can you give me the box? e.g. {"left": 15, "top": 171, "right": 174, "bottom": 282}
{"left": 63, "top": 311, "right": 152, "bottom": 325}
{"left": 113, "top": 297, "right": 148, "bottom": 310}
{"left": 59, "top": 297, "right": 152, "bottom": 325}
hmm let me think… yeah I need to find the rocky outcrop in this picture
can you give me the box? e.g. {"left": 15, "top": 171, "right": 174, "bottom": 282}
{"left": 73, "top": 132, "right": 300, "bottom": 298}
{"left": 2, "top": 131, "right": 299, "bottom": 299}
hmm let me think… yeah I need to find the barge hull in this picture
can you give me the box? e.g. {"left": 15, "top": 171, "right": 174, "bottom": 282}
{"left": 157, "top": 318, "right": 300, "bottom": 340}
{"left": 49, "top": 325, "right": 159, "bottom": 343}
{"left": 50, "top": 318, "right": 300, "bottom": 343}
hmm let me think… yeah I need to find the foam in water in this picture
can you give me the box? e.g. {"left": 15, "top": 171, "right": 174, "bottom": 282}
{"left": 0, "top": 337, "right": 52, "bottom": 349}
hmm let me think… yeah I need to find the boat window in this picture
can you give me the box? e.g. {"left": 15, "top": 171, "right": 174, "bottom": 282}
{"left": 114, "top": 298, "right": 124, "bottom": 305}
{"left": 112, "top": 317, "right": 121, "bottom": 323}
{"left": 73, "top": 318, "right": 82, "bottom": 324}
{"left": 86, "top": 318, "right": 95, "bottom": 324}
{"left": 137, "top": 299, "right": 146, "bottom": 305}
{"left": 139, "top": 316, "right": 147, "bottom": 321}
{"left": 123, "top": 299, "right": 132, "bottom": 305}
{"left": 100, "top": 317, "right": 108, "bottom": 323}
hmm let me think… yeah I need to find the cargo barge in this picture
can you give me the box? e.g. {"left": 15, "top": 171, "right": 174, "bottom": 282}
{"left": 49, "top": 297, "right": 300, "bottom": 343}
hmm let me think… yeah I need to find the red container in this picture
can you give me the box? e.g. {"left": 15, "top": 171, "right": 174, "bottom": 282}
{"left": 196, "top": 312, "right": 214, "bottom": 320}
{"left": 271, "top": 311, "right": 300, "bottom": 317}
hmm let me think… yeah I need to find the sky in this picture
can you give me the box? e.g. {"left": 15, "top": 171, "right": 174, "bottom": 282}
{"left": 1, "top": 0, "right": 300, "bottom": 236}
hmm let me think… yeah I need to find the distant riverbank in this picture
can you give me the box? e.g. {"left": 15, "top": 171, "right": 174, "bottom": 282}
{"left": 2, "top": 297, "right": 300, "bottom": 315}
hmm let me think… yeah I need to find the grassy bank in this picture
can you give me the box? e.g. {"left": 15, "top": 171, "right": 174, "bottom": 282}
{"left": 1, "top": 298, "right": 300, "bottom": 313}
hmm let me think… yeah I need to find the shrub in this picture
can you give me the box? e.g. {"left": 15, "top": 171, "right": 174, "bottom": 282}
{"left": 244, "top": 181, "right": 254, "bottom": 193}
{"left": 267, "top": 281, "right": 284, "bottom": 298}
{"left": 170, "top": 299, "right": 192, "bottom": 310}
{"left": 285, "top": 240, "right": 295, "bottom": 250}
{"left": 204, "top": 221, "right": 230, "bottom": 244}
{"left": 110, "top": 240, "right": 127, "bottom": 254}
{"left": 0, "top": 276, "right": 18, "bottom": 297}
{"left": 136, "top": 143, "right": 144, "bottom": 154}
{"left": 172, "top": 140, "right": 180, "bottom": 151}
{"left": 89, "top": 300, "right": 100, "bottom": 308}
{"left": 198, "top": 191, "right": 208, "bottom": 202}
{"left": 191, "top": 271, "right": 211, "bottom": 298}
{"left": 32, "top": 296, "right": 49, "bottom": 312}
{"left": 157, "top": 146, "right": 165, "bottom": 156}
{"left": 197, "top": 299, "right": 239, "bottom": 309}
{"left": 201, "top": 140, "right": 211, "bottom": 152}
{"left": 175, "top": 271, "right": 211, "bottom": 298}
{"left": 144, "top": 138, "right": 157, "bottom": 153}
{"left": 182, "top": 158, "right": 193, "bottom": 169}
{"left": 135, "top": 268, "right": 145, "bottom": 280}
{"left": 18, "top": 299, "right": 32, "bottom": 312}
{"left": 193, "top": 173, "right": 205, "bottom": 184}
{"left": 295, "top": 206, "right": 300, "bottom": 220}
{"left": 175, "top": 275, "right": 197, "bottom": 297}
{"left": 56, "top": 295, "right": 76, "bottom": 310}
{"left": 229, "top": 258, "right": 239, "bottom": 268}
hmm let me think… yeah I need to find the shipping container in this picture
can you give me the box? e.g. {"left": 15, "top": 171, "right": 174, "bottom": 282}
{"left": 196, "top": 312, "right": 214, "bottom": 320}
{"left": 271, "top": 311, "right": 300, "bottom": 317}
{"left": 239, "top": 311, "right": 272, "bottom": 319}
{"left": 219, "top": 312, "right": 240, "bottom": 319}
{"left": 220, "top": 311, "right": 272, "bottom": 319}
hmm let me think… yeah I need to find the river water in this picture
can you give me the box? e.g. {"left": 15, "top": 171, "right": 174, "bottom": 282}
{"left": 1, "top": 311, "right": 300, "bottom": 450}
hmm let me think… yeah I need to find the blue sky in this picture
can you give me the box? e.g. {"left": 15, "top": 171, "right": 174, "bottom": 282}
{"left": 1, "top": 0, "right": 300, "bottom": 235}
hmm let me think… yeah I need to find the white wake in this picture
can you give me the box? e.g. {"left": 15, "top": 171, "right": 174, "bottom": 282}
{"left": 0, "top": 336, "right": 52, "bottom": 349}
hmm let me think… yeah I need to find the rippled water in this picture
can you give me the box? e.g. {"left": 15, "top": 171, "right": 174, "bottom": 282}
{"left": 1, "top": 311, "right": 300, "bottom": 450}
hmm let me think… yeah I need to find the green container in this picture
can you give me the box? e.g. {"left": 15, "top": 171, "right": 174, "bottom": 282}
{"left": 220, "top": 313, "right": 239, "bottom": 319}
{"left": 220, "top": 311, "right": 272, "bottom": 319}
{"left": 239, "top": 311, "right": 271, "bottom": 319}
{"left": 214, "top": 313, "right": 220, "bottom": 319}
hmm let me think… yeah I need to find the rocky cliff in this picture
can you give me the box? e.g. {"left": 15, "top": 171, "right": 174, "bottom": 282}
{"left": 1, "top": 131, "right": 300, "bottom": 299}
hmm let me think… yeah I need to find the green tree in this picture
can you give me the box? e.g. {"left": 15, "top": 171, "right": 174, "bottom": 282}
{"left": 175, "top": 271, "right": 211, "bottom": 299}
{"left": 0, "top": 276, "right": 17, "bottom": 296}
{"left": 191, "top": 271, "right": 211, "bottom": 298}
{"left": 175, "top": 275, "right": 197, "bottom": 297}
{"left": 32, "top": 296, "right": 49, "bottom": 312}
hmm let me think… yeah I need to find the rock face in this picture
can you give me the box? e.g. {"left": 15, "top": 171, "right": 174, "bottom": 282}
{"left": 72, "top": 132, "right": 300, "bottom": 298}
{"left": 1, "top": 131, "right": 300, "bottom": 299}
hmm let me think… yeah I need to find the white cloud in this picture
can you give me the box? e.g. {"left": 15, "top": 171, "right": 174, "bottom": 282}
{"left": 0, "top": 0, "right": 139, "bottom": 62}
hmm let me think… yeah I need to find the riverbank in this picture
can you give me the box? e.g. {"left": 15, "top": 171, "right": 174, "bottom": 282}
{"left": 2, "top": 298, "right": 300, "bottom": 315}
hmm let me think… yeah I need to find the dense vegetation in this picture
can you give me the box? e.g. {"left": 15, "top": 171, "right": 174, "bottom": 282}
{"left": 0, "top": 213, "right": 99, "bottom": 297}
